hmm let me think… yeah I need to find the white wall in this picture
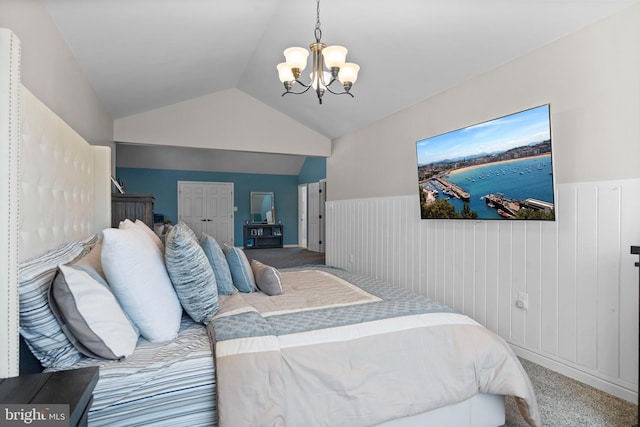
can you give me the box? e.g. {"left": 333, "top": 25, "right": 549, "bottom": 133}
{"left": 0, "top": 0, "right": 114, "bottom": 163}
{"left": 326, "top": 4, "right": 640, "bottom": 401}
{"left": 114, "top": 88, "right": 331, "bottom": 157}
{"left": 329, "top": 6, "right": 640, "bottom": 201}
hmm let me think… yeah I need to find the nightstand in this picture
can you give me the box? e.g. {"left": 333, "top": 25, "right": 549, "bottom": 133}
{"left": 0, "top": 366, "right": 99, "bottom": 427}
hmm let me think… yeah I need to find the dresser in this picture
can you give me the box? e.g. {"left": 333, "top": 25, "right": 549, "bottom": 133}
{"left": 111, "top": 193, "right": 154, "bottom": 228}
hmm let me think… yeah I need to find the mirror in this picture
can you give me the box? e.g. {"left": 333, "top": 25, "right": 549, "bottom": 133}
{"left": 250, "top": 192, "right": 275, "bottom": 224}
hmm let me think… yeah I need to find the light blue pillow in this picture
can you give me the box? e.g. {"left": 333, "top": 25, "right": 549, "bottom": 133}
{"left": 200, "top": 234, "right": 236, "bottom": 295}
{"left": 223, "top": 245, "right": 256, "bottom": 293}
{"left": 165, "top": 222, "right": 219, "bottom": 323}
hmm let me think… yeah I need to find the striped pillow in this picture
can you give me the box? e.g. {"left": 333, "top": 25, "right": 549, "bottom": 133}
{"left": 18, "top": 241, "right": 87, "bottom": 368}
{"left": 165, "top": 222, "right": 219, "bottom": 323}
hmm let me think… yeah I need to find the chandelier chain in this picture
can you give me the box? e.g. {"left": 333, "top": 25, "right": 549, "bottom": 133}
{"left": 315, "top": 0, "right": 322, "bottom": 43}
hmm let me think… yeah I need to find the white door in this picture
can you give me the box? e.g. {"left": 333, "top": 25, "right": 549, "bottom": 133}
{"left": 178, "top": 181, "right": 234, "bottom": 246}
{"left": 298, "top": 184, "right": 308, "bottom": 248}
{"left": 308, "top": 182, "right": 320, "bottom": 252}
{"left": 318, "top": 179, "right": 326, "bottom": 253}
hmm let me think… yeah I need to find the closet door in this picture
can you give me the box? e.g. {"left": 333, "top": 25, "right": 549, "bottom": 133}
{"left": 178, "top": 181, "right": 234, "bottom": 246}
{"left": 203, "top": 183, "right": 234, "bottom": 246}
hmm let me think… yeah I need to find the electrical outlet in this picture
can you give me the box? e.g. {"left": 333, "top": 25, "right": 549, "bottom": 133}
{"left": 516, "top": 292, "right": 529, "bottom": 310}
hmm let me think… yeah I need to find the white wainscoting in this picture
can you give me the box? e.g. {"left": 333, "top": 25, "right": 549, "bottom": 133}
{"left": 326, "top": 178, "right": 640, "bottom": 402}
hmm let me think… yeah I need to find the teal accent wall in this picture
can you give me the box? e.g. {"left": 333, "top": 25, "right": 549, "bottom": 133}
{"left": 115, "top": 168, "right": 299, "bottom": 246}
{"left": 298, "top": 157, "right": 326, "bottom": 184}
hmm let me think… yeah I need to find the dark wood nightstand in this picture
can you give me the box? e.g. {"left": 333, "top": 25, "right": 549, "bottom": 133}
{"left": 0, "top": 366, "right": 99, "bottom": 427}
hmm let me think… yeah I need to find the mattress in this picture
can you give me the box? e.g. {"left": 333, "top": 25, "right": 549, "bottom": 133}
{"left": 57, "top": 316, "right": 216, "bottom": 427}
{"left": 46, "top": 266, "right": 539, "bottom": 427}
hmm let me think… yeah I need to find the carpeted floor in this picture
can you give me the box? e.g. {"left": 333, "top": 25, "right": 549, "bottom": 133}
{"left": 505, "top": 358, "right": 637, "bottom": 426}
{"left": 244, "top": 246, "right": 325, "bottom": 269}
{"left": 242, "top": 247, "right": 638, "bottom": 426}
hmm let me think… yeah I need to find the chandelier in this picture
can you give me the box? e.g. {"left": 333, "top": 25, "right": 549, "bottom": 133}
{"left": 277, "top": 0, "right": 360, "bottom": 104}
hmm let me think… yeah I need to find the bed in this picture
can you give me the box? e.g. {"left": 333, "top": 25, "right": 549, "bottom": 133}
{"left": 1, "top": 28, "right": 540, "bottom": 427}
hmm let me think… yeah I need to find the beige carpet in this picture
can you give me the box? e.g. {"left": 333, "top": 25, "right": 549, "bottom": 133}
{"left": 505, "top": 358, "right": 637, "bottom": 426}
{"left": 244, "top": 246, "right": 325, "bottom": 269}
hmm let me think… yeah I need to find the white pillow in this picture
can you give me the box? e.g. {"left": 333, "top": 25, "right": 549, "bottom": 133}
{"left": 49, "top": 264, "right": 139, "bottom": 359}
{"left": 101, "top": 227, "right": 182, "bottom": 342}
{"left": 119, "top": 218, "right": 164, "bottom": 253}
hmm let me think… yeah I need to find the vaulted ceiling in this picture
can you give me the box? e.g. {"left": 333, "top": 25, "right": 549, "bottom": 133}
{"left": 42, "top": 0, "right": 637, "bottom": 143}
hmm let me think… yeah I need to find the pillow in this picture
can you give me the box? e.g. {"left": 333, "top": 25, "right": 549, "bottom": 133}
{"left": 119, "top": 218, "right": 164, "bottom": 253}
{"left": 250, "top": 260, "right": 283, "bottom": 296}
{"left": 101, "top": 227, "right": 182, "bottom": 342}
{"left": 200, "top": 233, "right": 235, "bottom": 295}
{"left": 18, "top": 241, "right": 87, "bottom": 369}
{"left": 73, "top": 238, "right": 107, "bottom": 282}
{"left": 223, "top": 245, "right": 256, "bottom": 293}
{"left": 165, "top": 223, "right": 219, "bottom": 323}
{"left": 49, "top": 264, "right": 139, "bottom": 360}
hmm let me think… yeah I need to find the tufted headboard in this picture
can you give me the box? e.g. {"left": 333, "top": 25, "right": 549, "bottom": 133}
{"left": 1, "top": 28, "right": 111, "bottom": 377}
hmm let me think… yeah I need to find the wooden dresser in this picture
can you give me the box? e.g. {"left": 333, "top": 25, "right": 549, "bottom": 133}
{"left": 111, "top": 193, "right": 154, "bottom": 228}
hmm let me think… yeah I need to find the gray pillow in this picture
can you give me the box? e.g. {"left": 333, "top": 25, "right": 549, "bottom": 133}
{"left": 200, "top": 233, "right": 236, "bottom": 295}
{"left": 250, "top": 260, "right": 283, "bottom": 296}
{"left": 49, "top": 264, "right": 139, "bottom": 360}
{"left": 165, "top": 222, "right": 219, "bottom": 323}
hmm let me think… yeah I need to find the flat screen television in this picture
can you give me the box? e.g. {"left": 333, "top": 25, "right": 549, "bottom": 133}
{"left": 416, "top": 104, "right": 555, "bottom": 221}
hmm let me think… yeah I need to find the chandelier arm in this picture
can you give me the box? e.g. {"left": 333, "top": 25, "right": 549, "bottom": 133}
{"left": 323, "top": 86, "right": 355, "bottom": 97}
{"left": 281, "top": 83, "right": 313, "bottom": 96}
{"left": 322, "top": 77, "right": 353, "bottom": 96}
{"left": 293, "top": 78, "right": 312, "bottom": 89}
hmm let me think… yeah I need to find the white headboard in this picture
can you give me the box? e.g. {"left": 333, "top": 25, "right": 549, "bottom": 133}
{"left": 0, "top": 27, "right": 22, "bottom": 379}
{"left": 19, "top": 87, "right": 111, "bottom": 261}
{"left": 0, "top": 28, "right": 111, "bottom": 377}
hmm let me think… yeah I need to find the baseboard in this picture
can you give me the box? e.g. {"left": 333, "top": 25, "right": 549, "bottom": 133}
{"left": 511, "top": 345, "right": 638, "bottom": 404}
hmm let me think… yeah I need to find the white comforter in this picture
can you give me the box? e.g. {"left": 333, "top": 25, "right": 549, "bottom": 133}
{"left": 210, "top": 268, "right": 540, "bottom": 426}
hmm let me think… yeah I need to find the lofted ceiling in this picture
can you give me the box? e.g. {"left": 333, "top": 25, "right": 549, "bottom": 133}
{"left": 42, "top": 0, "right": 638, "bottom": 169}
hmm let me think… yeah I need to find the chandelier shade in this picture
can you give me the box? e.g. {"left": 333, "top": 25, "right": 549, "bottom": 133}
{"left": 277, "top": 0, "right": 360, "bottom": 104}
{"left": 322, "top": 45, "right": 347, "bottom": 69}
{"left": 283, "top": 47, "right": 308, "bottom": 72}
{"left": 338, "top": 63, "right": 360, "bottom": 85}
